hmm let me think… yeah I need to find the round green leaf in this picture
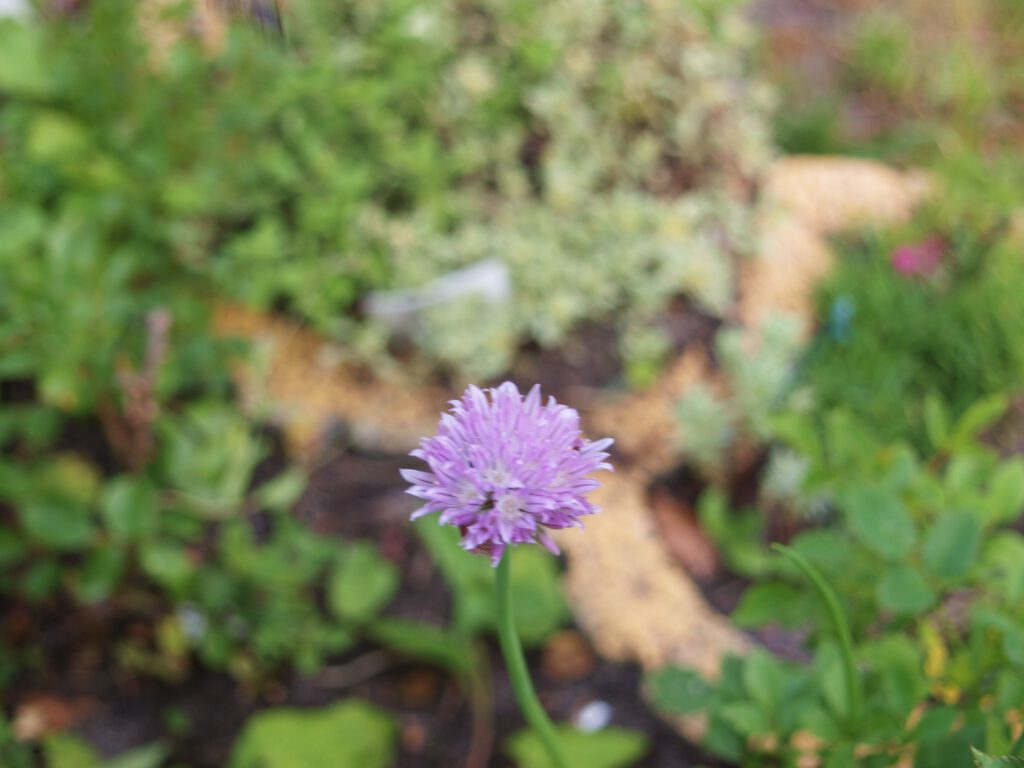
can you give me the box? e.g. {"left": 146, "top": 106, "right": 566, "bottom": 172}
{"left": 742, "top": 648, "right": 785, "bottom": 710}
{"left": 20, "top": 500, "right": 95, "bottom": 550}
{"left": 75, "top": 546, "right": 126, "bottom": 604}
{"left": 647, "top": 666, "right": 715, "bottom": 715}
{"left": 923, "top": 510, "right": 981, "bottom": 580}
{"left": 843, "top": 486, "right": 916, "bottom": 560}
{"left": 140, "top": 543, "right": 194, "bottom": 593}
{"left": 876, "top": 565, "right": 935, "bottom": 616}
{"left": 230, "top": 700, "right": 396, "bottom": 768}
{"left": 988, "top": 459, "right": 1024, "bottom": 524}
{"left": 328, "top": 542, "right": 399, "bottom": 623}
{"left": 101, "top": 476, "right": 159, "bottom": 541}
{"left": 732, "top": 581, "right": 806, "bottom": 628}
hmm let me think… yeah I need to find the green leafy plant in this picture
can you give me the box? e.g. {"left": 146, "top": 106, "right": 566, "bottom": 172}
{"left": 772, "top": 0, "right": 1024, "bottom": 160}
{"left": 651, "top": 398, "right": 1024, "bottom": 766}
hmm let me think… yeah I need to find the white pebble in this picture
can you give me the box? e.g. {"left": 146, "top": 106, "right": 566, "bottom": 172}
{"left": 574, "top": 700, "right": 613, "bottom": 733}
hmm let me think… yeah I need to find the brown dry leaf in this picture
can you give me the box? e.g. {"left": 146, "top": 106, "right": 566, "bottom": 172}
{"left": 541, "top": 630, "right": 597, "bottom": 683}
{"left": 12, "top": 693, "right": 96, "bottom": 742}
{"left": 648, "top": 486, "right": 719, "bottom": 580}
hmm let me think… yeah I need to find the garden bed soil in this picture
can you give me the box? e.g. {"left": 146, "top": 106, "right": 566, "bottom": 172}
{"left": 506, "top": 298, "right": 721, "bottom": 404}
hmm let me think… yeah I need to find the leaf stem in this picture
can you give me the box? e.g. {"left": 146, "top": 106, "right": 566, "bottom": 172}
{"left": 772, "top": 543, "right": 862, "bottom": 731}
{"left": 495, "top": 554, "right": 568, "bottom": 768}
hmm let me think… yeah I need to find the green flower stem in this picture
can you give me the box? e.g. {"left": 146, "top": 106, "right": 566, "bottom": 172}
{"left": 495, "top": 554, "right": 568, "bottom": 768}
{"left": 772, "top": 543, "right": 862, "bottom": 731}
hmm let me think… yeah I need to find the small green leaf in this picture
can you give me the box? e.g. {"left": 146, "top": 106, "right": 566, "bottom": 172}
{"left": 43, "top": 733, "right": 100, "bottom": 768}
{"left": 923, "top": 510, "right": 981, "bottom": 580}
{"left": 368, "top": 618, "right": 473, "bottom": 675}
{"left": 951, "top": 395, "right": 1008, "bottom": 445}
{"left": 647, "top": 666, "right": 715, "bottom": 715}
{"left": 973, "top": 610, "right": 1024, "bottom": 666}
{"left": 913, "top": 706, "right": 958, "bottom": 741}
{"left": 813, "top": 641, "right": 849, "bottom": 721}
{"left": 506, "top": 547, "right": 571, "bottom": 644}
{"left": 328, "top": 542, "right": 399, "bottom": 623}
{"left": 742, "top": 648, "right": 785, "bottom": 710}
{"left": 704, "top": 714, "right": 745, "bottom": 761}
{"left": 860, "top": 635, "right": 926, "bottom": 718}
{"left": 982, "top": 533, "right": 1024, "bottom": 603}
{"left": 256, "top": 470, "right": 307, "bottom": 512}
{"left": 989, "top": 460, "right": 1024, "bottom": 524}
{"left": 74, "top": 546, "right": 126, "bottom": 604}
{"left": 732, "top": 581, "right": 805, "bottom": 628}
{"left": 718, "top": 701, "right": 770, "bottom": 736}
{"left": 877, "top": 565, "right": 935, "bottom": 616}
{"left": 924, "top": 395, "right": 950, "bottom": 450}
{"left": 26, "top": 112, "right": 90, "bottom": 163}
{"left": 105, "top": 743, "right": 170, "bottom": 768}
{"left": 972, "top": 747, "right": 1024, "bottom": 767}
{"left": 791, "top": 529, "right": 852, "bottom": 571}
{"left": 230, "top": 700, "right": 396, "bottom": 768}
{"left": 0, "top": 22, "right": 54, "bottom": 98}
{"left": 101, "top": 476, "right": 159, "bottom": 541}
{"left": 416, "top": 521, "right": 568, "bottom": 644}
{"left": 140, "top": 543, "right": 194, "bottom": 593}
{"left": 506, "top": 725, "right": 648, "bottom": 768}
{"left": 20, "top": 500, "right": 95, "bottom": 550}
{"left": 843, "top": 485, "right": 916, "bottom": 560}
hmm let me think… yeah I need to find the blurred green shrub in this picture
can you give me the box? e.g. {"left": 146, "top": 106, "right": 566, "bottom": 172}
{"left": 0, "top": 0, "right": 766, "bottom": 682}
{"left": 2, "top": 0, "right": 771, "bottom": 382}
{"left": 372, "top": 0, "right": 772, "bottom": 377}
{"left": 0, "top": 3, "right": 414, "bottom": 676}
{"left": 773, "top": 0, "right": 1024, "bottom": 160}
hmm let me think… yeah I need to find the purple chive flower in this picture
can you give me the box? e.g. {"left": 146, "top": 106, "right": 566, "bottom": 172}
{"left": 401, "top": 382, "right": 613, "bottom": 565}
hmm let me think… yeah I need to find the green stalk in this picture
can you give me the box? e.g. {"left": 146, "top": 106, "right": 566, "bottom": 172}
{"left": 495, "top": 554, "right": 568, "bottom": 768}
{"left": 772, "top": 543, "right": 862, "bottom": 731}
